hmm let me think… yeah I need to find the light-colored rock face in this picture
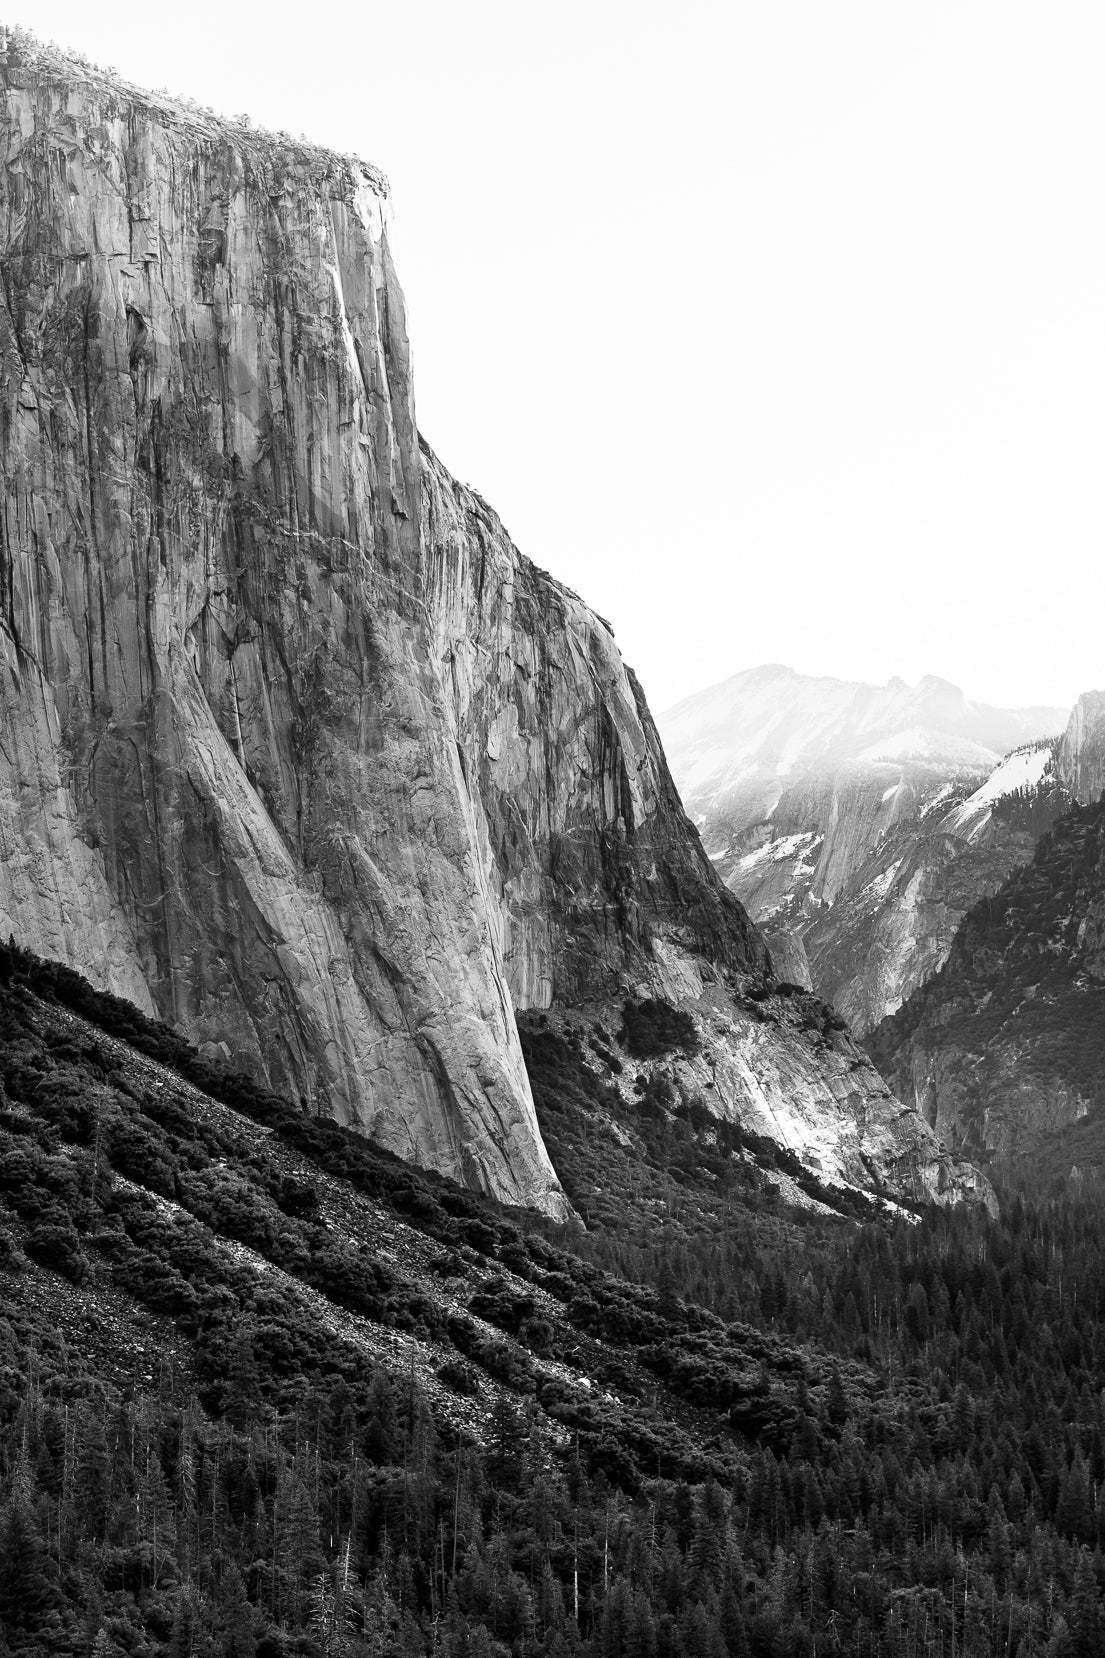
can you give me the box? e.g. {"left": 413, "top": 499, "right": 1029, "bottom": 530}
{"left": 0, "top": 40, "right": 986, "bottom": 1215}
{"left": 799, "top": 805, "right": 1048, "bottom": 1033}
{"left": 660, "top": 666, "right": 1071, "bottom": 1033}
{"left": 1056, "top": 691, "right": 1105, "bottom": 807}
{"left": 0, "top": 49, "right": 570, "bottom": 1215}
{"left": 420, "top": 446, "right": 767, "bottom": 1010}
{"left": 757, "top": 926, "right": 813, "bottom": 991}
{"left": 626, "top": 938, "right": 995, "bottom": 1211}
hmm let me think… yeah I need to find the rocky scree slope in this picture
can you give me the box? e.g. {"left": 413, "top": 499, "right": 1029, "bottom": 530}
{"left": 0, "top": 36, "right": 980, "bottom": 1212}
{"left": 659, "top": 665, "right": 1072, "bottom": 1031}
{"left": 867, "top": 796, "right": 1105, "bottom": 1176}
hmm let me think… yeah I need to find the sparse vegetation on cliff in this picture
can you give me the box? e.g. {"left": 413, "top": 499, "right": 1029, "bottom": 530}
{"left": 618, "top": 997, "right": 700, "bottom": 1060}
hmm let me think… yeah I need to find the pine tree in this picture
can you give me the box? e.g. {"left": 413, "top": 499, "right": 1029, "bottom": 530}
{"left": 364, "top": 1372, "right": 398, "bottom": 1466}
{"left": 223, "top": 1326, "right": 263, "bottom": 1431}
{"left": 826, "top": 1367, "right": 848, "bottom": 1429}
{"left": 601, "top": 1576, "right": 633, "bottom": 1658}
{"left": 689, "top": 1481, "right": 729, "bottom": 1594}
{"left": 216, "top": 1561, "right": 257, "bottom": 1658}
{"left": 167, "top": 1582, "right": 206, "bottom": 1658}
{"left": 73, "top": 1406, "right": 112, "bottom": 1547}
{"left": 657, "top": 1257, "right": 680, "bottom": 1321}
{"left": 1057, "top": 1453, "right": 1094, "bottom": 1543}
{"left": 1067, "top": 1551, "right": 1103, "bottom": 1658}
{"left": 0, "top": 1505, "right": 55, "bottom": 1638}
{"left": 486, "top": 1394, "right": 524, "bottom": 1492}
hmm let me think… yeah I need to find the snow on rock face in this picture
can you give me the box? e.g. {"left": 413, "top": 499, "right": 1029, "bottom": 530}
{"left": 950, "top": 743, "right": 1056, "bottom": 837}
{"left": 861, "top": 862, "right": 903, "bottom": 905}
{"left": 659, "top": 666, "right": 1071, "bottom": 1034}
{"left": 659, "top": 664, "right": 1065, "bottom": 835}
{"left": 730, "top": 830, "right": 824, "bottom": 930}
{"left": 738, "top": 832, "right": 823, "bottom": 874}
{"left": 856, "top": 728, "right": 1004, "bottom": 768}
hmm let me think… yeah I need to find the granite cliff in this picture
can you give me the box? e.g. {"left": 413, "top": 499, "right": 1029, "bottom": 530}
{"left": 0, "top": 36, "right": 985, "bottom": 1213}
{"left": 1056, "top": 690, "right": 1105, "bottom": 810}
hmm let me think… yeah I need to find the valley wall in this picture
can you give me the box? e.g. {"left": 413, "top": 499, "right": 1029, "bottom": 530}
{"left": 0, "top": 38, "right": 985, "bottom": 1213}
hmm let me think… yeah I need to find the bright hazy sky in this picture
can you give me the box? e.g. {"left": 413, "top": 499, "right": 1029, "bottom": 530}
{"left": 24, "top": 1, "right": 1105, "bottom": 715}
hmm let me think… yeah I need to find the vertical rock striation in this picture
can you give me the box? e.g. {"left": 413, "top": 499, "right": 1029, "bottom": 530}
{"left": 421, "top": 443, "right": 767, "bottom": 1012}
{"left": 1056, "top": 691, "right": 1105, "bottom": 808}
{"left": 0, "top": 40, "right": 568, "bottom": 1212}
{"left": 0, "top": 37, "right": 985, "bottom": 1212}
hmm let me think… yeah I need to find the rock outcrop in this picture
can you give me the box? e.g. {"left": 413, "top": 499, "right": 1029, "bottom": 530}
{"left": 420, "top": 445, "right": 766, "bottom": 1011}
{"left": 1056, "top": 691, "right": 1105, "bottom": 808}
{"left": 0, "top": 36, "right": 985, "bottom": 1213}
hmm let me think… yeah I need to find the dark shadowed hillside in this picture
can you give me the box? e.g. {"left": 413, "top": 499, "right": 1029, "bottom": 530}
{"left": 868, "top": 798, "right": 1105, "bottom": 1179}
{"left": 3, "top": 942, "right": 1105, "bottom": 1653}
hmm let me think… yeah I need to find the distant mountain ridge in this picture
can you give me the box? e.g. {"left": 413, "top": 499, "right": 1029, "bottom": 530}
{"left": 661, "top": 665, "right": 1067, "bottom": 837}
{"left": 658, "top": 666, "right": 1073, "bottom": 1031}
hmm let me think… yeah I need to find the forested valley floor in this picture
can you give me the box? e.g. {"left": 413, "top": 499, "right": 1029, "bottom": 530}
{"left": 0, "top": 943, "right": 1103, "bottom": 1657}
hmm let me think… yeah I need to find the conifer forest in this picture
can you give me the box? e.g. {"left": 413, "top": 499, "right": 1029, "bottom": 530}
{"left": 1, "top": 945, "right": 1104, "bottom": 1657}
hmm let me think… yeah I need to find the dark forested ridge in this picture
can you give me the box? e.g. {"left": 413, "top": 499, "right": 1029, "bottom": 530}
{"left": 868, "top": 797, "right": 1105, "bottom": 1176}
{"left": 2, "top": 942, "right": 1105, "bottom": 1654}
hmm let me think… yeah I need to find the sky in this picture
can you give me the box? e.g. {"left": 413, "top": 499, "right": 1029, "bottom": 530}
{"left": 22, "top": 1, "right": 1105, "bottom": 716}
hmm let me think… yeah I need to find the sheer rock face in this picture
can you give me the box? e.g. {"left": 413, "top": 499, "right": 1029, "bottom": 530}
{"left": 419, "top": 452, "right": 990, "bottom": 1205}
{"left": 0, "top": 45, "right": 985, "bottom": 1213}
{"left": 421, "top": 447, "right": 767, "bottom": 1011}
{"left": 1056, "top": 692, "right": 1105, "bottom": 808}
{"left": 0, "top": 55, "right": 570, "bottom": 1214}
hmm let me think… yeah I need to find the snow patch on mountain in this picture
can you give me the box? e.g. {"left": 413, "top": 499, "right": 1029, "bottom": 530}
{"left": 950, "top": 743, "right": 1054, "bottom": 829}
{"left": 857, "top": 728, "right": 1004, "bottom": 769}
{"left": 920, "top": 783, "right": 956, "bottom": 819}
{"left": 862, "top": 861, "right": 903, "bottom": 905}
{"left": 659, "top": 665, "right": 1065, "bottom": 830}
{"left": 658, "top": 666, "right": 1071, "bottom": 1034}
{"left": 738, "top": 832, "right": 822, "bottom": 872}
